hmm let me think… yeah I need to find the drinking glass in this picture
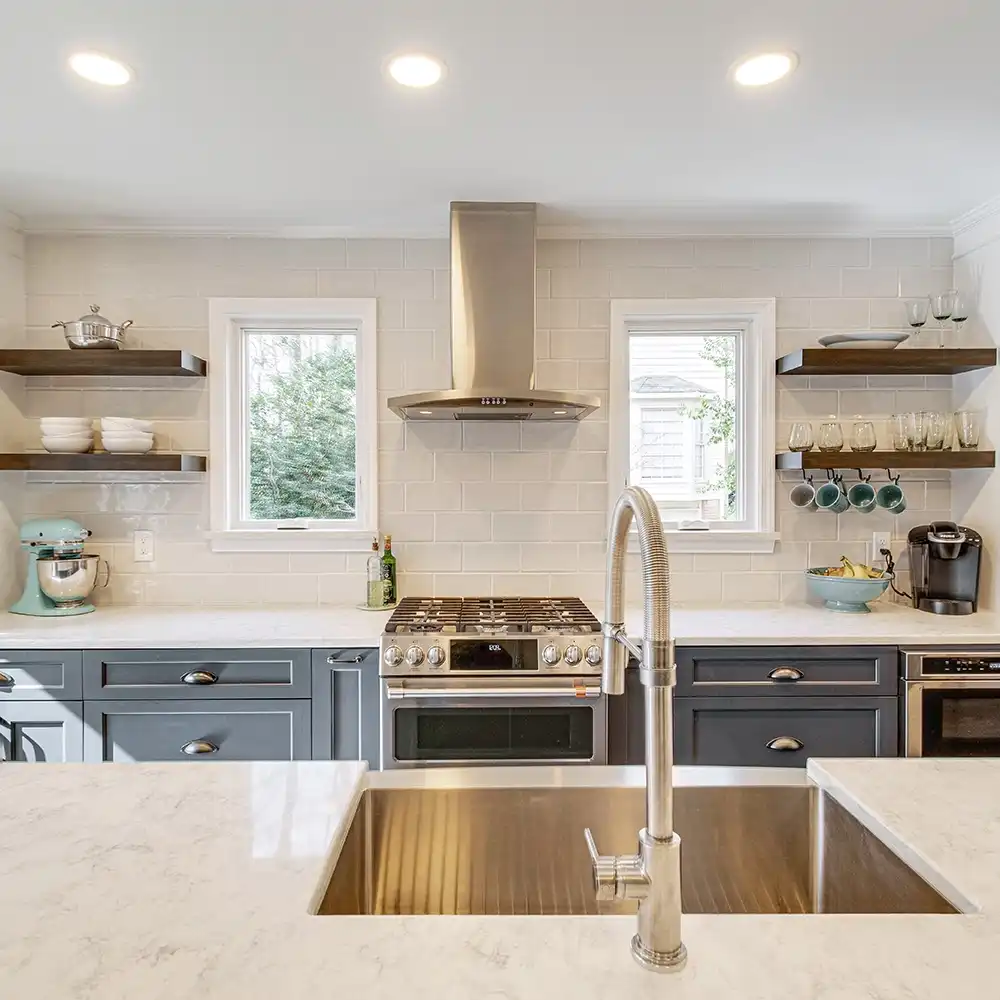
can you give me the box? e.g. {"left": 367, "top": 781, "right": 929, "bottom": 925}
{"left": 951, "top": 291, "right": 972, "bottom": 345}
{"left": 925, "top": 411, "right": 949, "bottom": 451}
{"left": 930, "top": 290, "right": 957, "bottom": 348}
{"left": 904, "top": 299, "right": 929, "bottom": 346}
{"left": 888, "top": 413, "right": 910, "bottom": 451}
{"left": 817, "top": 419, "right": 844, "bottom": 453}
{"left": 850, "top": 419, "right": 877, "bottom": 452}
{"left": 955, "top": 410, "right": 982, "bottom": 450}
{"left": 906, "top": 410, "right": 928, "bottom": 452}
{"left": 788, "top": 421, "right": 814, "bottom": 452}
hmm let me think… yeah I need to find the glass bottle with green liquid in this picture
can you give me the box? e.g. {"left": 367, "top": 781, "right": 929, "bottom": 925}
{"left": 380, "top": 534, "right": 397, "bottom": 607}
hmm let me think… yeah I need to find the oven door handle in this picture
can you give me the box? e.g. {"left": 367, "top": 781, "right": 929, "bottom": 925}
{"left": 384, "top": 680, "right": 602, "bottom": 700}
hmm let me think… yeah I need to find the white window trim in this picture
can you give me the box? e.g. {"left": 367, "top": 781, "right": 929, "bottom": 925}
{"left": 609, "top": 298, "right": 777, "bottom": 554}
{"left": 208, "top": 297, "right": 377, "bottom": 552}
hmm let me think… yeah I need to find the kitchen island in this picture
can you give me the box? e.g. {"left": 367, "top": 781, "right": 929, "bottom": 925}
{"left": 0, "top": 758, "right": 996, "bottom": 998}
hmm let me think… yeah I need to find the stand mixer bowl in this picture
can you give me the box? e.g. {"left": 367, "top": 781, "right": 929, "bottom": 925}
{"left": 36, "top": 554, "right": 101, "bottom": 608}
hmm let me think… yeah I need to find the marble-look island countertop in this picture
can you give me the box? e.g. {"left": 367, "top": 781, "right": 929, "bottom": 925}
{"left": 1, "top": 758, "right": 998, "bottom": 998}
{"left": 2, "top": 600, "right": 1000, "bottom": 648}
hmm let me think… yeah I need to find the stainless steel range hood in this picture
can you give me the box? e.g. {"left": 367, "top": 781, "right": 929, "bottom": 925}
{"left": 388, "top": 202, "right": 600, "bottom": 421}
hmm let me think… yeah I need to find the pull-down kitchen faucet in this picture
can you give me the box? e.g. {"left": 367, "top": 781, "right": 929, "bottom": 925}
{"left": 584, "top": 485, "right": 686, "bottom": 972}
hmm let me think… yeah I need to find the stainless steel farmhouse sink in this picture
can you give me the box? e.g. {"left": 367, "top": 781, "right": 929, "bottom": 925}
{"left": 318, "top": 775, "right": 958, "bottom": 917}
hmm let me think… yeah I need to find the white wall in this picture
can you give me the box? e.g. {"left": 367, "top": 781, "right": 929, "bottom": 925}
{"left": 952, "top": 216, "right": 1000, "bottom": 608}
{"left": 21, "top": 233, "right": 954, "bottom": 607}
{"left": 0, "top": 213, "right": 25, "bottom": 606}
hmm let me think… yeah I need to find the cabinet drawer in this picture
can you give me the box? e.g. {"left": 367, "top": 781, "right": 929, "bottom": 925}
{"left": 0, "top": 651, "right": 82, "bottom": 701}
{"left": 83, "top": 649, "right": 311, "bottom": 700}
{"left": 675, "top": 646, "right": 898, "bottom": 697}
{"left": 83, "top": 699, "right": 311, "bottom": 762}
{"left": 674, "top": 696, "right": 898, "bottom": 767}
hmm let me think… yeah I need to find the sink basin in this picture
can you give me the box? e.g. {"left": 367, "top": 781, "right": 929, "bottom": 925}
{"left": 318, "top": 777, "right": 957, "bottom": 916}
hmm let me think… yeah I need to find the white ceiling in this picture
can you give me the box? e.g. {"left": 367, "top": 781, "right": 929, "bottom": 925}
{"left": 3, "top": 0, "right": 999, "bottom": 235}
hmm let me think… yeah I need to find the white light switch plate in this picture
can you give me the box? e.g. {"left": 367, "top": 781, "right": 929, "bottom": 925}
{"left": 133, "top": 530, "right": 154, "bottom": 563}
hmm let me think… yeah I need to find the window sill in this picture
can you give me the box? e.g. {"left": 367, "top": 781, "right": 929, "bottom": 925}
{"left": 627, "top": 530, "right": 778, "bottom": 554}
{"left": 208, "top": 530, "right": 375, "bottom": 553}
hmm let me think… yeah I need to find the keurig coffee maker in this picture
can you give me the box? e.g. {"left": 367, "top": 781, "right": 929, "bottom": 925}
{"left": 907, "top": 521, "right": 983, "bottom": 615}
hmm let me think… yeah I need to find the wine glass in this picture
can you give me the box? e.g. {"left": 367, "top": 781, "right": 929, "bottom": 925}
{"left": 904, "top": 299, "right": 929, "bottom": 346}
{"left": 817, "top": 419, "right": 844, "bottom": 453}
{"left": 930, "top": 290, "right": 957, "bottom": 349}
{"left": 788, "top": 422, "right": 814, "bottom": 452}
{"left": 951, "top": 291, "right": 972, "bottom": 345}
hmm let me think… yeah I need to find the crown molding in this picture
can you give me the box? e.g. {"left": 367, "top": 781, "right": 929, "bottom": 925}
{"left": 952, "top": 195, "right": 1000, "bottom": 258}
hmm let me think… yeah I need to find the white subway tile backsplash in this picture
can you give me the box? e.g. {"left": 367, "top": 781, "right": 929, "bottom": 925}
{"left": 21, "top": 232, "right": 953, "bottom": 605}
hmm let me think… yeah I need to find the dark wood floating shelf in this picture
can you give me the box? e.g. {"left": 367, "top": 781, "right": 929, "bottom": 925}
{"left": 0, "top": 350, "right": 206, "bottom": 377}
{"left": 777, "top": 450, "right": 996, "bottom": 471}
{"left": 776, "top": 348, "right": 997, "bottom": 376}
{"left": 0, "top": 454, "right": 207, "bottom": 472}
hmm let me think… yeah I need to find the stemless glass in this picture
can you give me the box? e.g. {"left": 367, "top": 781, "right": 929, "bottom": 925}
{"left": 788, "top": 421, "right": 814, "bottom": 452}
{"left": 904, "top": 299, "right": 930, "bottom": 346}
{"left": 930, "top": 290, "right": 957, "bottom": 348}
{"left": 906, "top": 411, "right": 928, "bottom": 452}
{"left": 925, "top": 411, "right": 949, "bottom": 451}
{"left": 955, "top": 410, "right": 982, "bottom": 450}
{"left": 850, "top": 419, "right": 877, "bottom": 452}
{"left": 888, "top": 413, "right": 910, "bottom": 451}
{"left": 817, "top": 419, "right": 844, "bottom": 453}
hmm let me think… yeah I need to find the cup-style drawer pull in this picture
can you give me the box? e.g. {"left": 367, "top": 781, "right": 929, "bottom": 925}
{"left": 181, "top": 670, "right": 218, "bottom": 685}
{"left": 0, "top": 672, "right": 13, "bottom": 685}
{"left": 766, "top": 736, "right": 804, "bottom": 752}
{"left": 768, "top": 666, "right": 804, "bottom": 682}
{"left": 181, "top": 739, "right": 219, "bottom": 755}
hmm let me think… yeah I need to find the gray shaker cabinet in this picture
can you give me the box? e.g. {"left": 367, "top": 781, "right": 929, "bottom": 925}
{"left": 0, "top": 700, "right": 84, "bottom": 762}
{"left": 83, "top": 699, "right": 312, "bottom": 762}
{"left": 311, "top": 649, "right": 380, "bottom": 766}
{"left": 0, "top": 650, "right": 83, "bottom": 701}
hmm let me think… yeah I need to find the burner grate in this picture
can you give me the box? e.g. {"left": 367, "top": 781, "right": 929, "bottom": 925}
{"left": 386, "top": 596, "right": 600, "bottom": 635}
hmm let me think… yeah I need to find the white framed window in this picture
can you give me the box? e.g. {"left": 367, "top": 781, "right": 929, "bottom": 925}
{"left": 610, "top": 298, "right": 776, "bottom": 553}
{"left": 208, "top": 298, "right": 377, "bottom": 552}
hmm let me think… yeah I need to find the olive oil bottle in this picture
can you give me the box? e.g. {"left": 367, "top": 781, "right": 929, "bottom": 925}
{"left": 380, "top": 534, "right": 397, "bottom": 606}
{"left": 366, "top": 536, "right": 384, "bottom": 608}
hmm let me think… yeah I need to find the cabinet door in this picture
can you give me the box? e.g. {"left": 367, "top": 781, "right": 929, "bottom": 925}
{"left": 674, "top": 696, "right": 899, "bottom": 768}
{"left": 0, "top": 701, "right": 84, "bottom": 762}
{"left": 311, "top": 649, "right": 380, "bottom": 766}
{"left": 83, "top": 699, "right": 311, "bottom": 762}
{"left": 0, "top": 651, "right": 83, "bottom": 701}
{"left": 83, "top": 649, "right": 311, "bottom": 700}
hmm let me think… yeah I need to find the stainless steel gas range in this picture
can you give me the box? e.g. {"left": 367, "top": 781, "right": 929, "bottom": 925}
{"left": 379, "top": 597, "right": 606, "bottom": 769}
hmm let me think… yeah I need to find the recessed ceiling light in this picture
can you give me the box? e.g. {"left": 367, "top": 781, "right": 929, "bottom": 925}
{"left": 387, "top": 53, "right": 445, "bottom": 89}
{"left": 732, "top": 51, "right": 797, "bottom": 87}
{"left": 69, "top": 51, "right": 132, "bottom": 86}
{"left": 418, "top": 410, "right": 433, "bottom": 415}
{"left": 553, "top": 410, "right": 567, "bottom": 416}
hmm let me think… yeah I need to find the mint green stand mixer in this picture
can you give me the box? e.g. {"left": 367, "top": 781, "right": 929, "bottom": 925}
{"left": 10, "top": 518, "right": 106, "bottom": 617}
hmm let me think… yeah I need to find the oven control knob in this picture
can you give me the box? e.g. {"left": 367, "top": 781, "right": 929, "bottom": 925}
{"left": 427, "top": 645, "right": 446, "bottom": 668}
{"left": 383, "top": 645, "right": 403, "bottom": 668}
{"left": 564, "top": 644, "right": 583, "bottom": 666}
{"left": 541, "top": 643, "right": 562, "bottom": 666}
{"left": 405, "top": 645, "right": 425, "bottom": 668}
{"left": 585, "top": 645, "right": 603, "bottom": 666}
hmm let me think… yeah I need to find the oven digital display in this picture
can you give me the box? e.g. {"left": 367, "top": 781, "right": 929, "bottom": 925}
{"left": 450, "top": 640, "right": 538, "bottom": 671}
{"left": 926, "top": 658, "right": 1000, "bottom": 674}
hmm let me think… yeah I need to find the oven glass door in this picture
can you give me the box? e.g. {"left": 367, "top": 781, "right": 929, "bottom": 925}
{"left": 910, "top": 682, "right": 1000, "bottom": 756}
{"left": 384, "top": 683, "right": 606, "bottom": 767}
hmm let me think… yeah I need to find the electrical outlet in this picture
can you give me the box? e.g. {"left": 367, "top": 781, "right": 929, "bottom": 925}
{"left": 871, "top": 531, "right": 892, "bottom": 567}
{"left": 133, "top": 530, "right": 154, "bottom": 563}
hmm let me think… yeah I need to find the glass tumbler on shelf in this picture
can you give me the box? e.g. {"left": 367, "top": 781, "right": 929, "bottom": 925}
{"left": 930, "top": 290, "right": 957, "bottom": 349}
{"left": 906, "top": 410, "right": 929, "bottom": 452}
{"left": 904, "top": 299, "right": 930, "bottom": 347}
{"left": 955, "top": 410, "right": 982, "bottom": 450}
{"left": 788, "top": 421, "right": 814, "bottom": 452}
{"left": 850, "top": 419, "right": 877, "bottom": 453}
{"left": 817, "top": 419, "right": 844, "bottom": 453}
{"left": 925, "top": 411, "right": 949, "bottom": 451}
{"left": 888, "top": 413, "right": 910, "bottom": 452}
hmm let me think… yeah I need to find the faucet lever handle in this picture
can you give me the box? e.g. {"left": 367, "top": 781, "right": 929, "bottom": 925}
{"left": 583, "top": 828, "right": 619, "bottom": 901}
{"left": 584, "top": 827, "right": 600, "bottom": 863}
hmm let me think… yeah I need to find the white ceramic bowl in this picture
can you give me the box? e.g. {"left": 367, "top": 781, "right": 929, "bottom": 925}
{"left": 101, "top": 417, "right": 154, "bottom": 432}
{"left": 101, "top": 431, "right": 153, "bottom": 443}
{"left": 42, "top": 437, "right": 94, "bottom": 453}
{"left": 40, "top": 419, "right": 92, "bottom": 430}
{"left": 40, "top": 429, "right": 95, "bottom": 441}
{"left": 102, "top": 438, "right": 154, "bottom": 454}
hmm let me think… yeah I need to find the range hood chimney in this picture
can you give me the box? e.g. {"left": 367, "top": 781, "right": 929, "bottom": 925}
{"left": 388, "top": 202, "right": 600, "bottom": 421}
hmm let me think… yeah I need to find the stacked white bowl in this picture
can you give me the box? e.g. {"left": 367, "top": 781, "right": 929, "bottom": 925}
{"left": 40, "top": 417, "right": 94, "bottom": 453}
{"left": 100, "top": 417, "right": 154, "bottom": 454}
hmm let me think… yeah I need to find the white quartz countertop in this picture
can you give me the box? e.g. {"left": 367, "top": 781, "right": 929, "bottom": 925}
{"left": 0, "top": 757, "right": 996, "bottom": 998}
{"left": 2, "top": 601, "right": 1000, "bottom": 649}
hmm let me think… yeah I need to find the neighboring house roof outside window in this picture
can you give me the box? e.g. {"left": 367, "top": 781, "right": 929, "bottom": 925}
{"left": 630, "top": 374, "right": 717, "bottom": 395}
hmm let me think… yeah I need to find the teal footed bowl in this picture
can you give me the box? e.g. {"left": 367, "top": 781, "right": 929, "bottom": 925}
{"left": 804, "top": 568, "right": 892, "bottom": 614}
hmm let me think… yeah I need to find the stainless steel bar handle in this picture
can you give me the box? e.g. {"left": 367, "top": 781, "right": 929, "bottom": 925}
{"left": 384, "top": 682, "right": 602, "bottom": 700}
{"left": 181, "top": 739, "right": 219, "bottom": 755}
{"left": 768, "top": 666, "right": 803, "bottom": 682}
{"left": 181, "top": 670, "right": 218, "bottom": 685}
{"left": 328, "top": 654, "right": 365, "bottom": 664}
{"left": 0, "top": 672, "right": 13, "bottom": 685}
{"left": 766, "top": 736, "right": 804, "bottom": 751}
